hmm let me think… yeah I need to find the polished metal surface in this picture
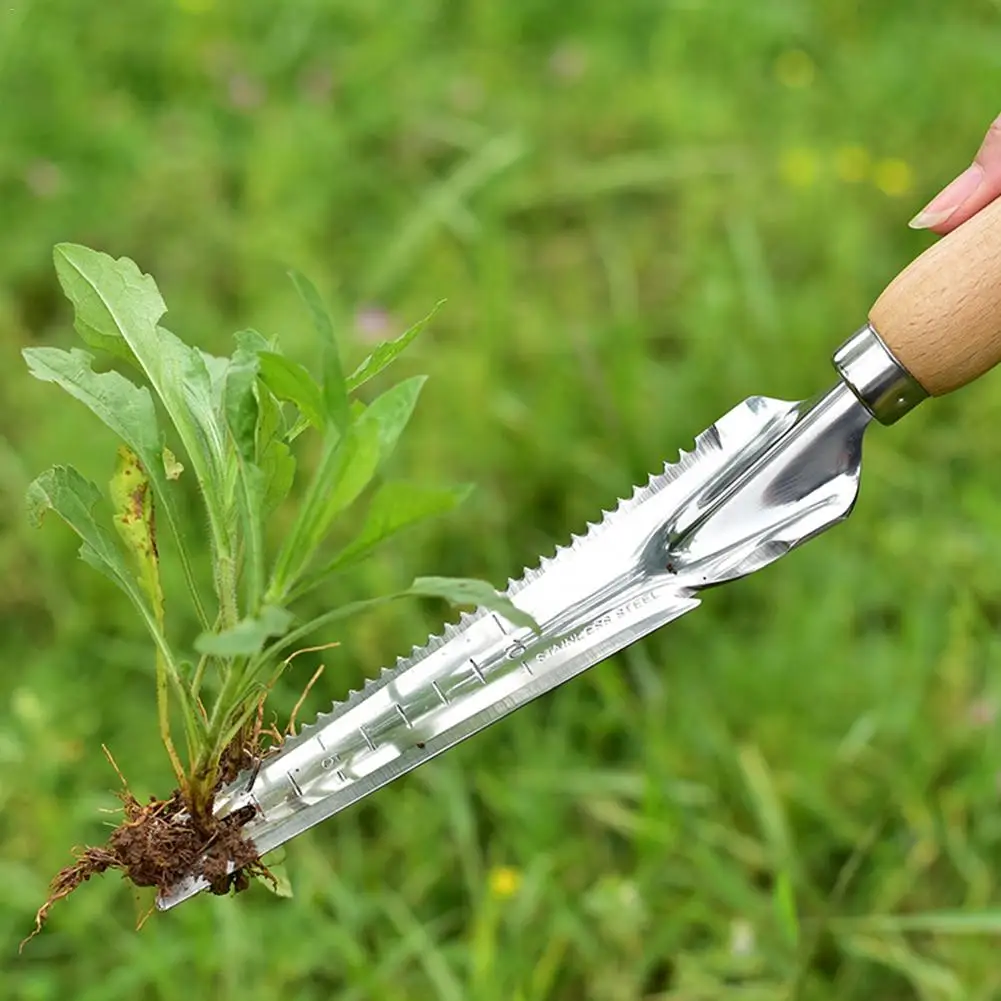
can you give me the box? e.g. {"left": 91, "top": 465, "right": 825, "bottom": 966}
{"left": 833, "top": 323, "right": 927, "bottom": 425}
{"left": 158, "top": 377, "right": 877, "bottom": 911}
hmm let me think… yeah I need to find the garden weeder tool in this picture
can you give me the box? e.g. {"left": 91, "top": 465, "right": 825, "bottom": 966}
{"left": 158, "top": 196, "right": 1001, "bottom": 910}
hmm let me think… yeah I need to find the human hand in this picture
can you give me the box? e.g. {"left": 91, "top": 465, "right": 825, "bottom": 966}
{"left": 909, "top": 113, "right": 1001, "bottom": 235}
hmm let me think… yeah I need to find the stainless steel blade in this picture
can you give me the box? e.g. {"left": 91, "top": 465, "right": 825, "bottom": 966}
{"left": 157, "top": 372, "right": 877, "bottom": 911}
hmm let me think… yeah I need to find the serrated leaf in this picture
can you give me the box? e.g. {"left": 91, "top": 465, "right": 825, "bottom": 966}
{"left": 289, "top": 269, "right": 349, "bottom": 431}
{"left": 257, "top": 352, "right": 326, "bottom": 432}
{"left": 52, "top": 248, "right": 156, "bottom": 367}
{"left": 409, "top": 576, "right": 540, "bottom": 634}
{"left": 22, "top": 343, "right": 208, "bottom": 625}
{"left": 294, "top": 482, "right": 472, "bottom": 598}
{"left": 52, "top": 244, "right": 229, "bottom": 557}
{"left": 27, "top": 463, "right": 195, "bottom": 766}
{"left": 109, "top": 445, "right": 164, "bottom": 622}
{"left": 194, "top": 605, "right": 294, "bottom": 657}
{"left": 27, "top": 465, "right": 147, "bottom": 612}
{"left": 346, "top": 302, "right": 442, "bottom": 392}
{"left": 267, "top": 419, "right": 383, "bottom": 600}
{"left": 358, "top": 375, "right": 427, "bottom": 466}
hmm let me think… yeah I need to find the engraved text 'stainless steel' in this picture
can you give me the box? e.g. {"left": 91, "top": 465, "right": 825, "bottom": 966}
{"left": 158, "top": 194, "right": 1001, "bottom": 910}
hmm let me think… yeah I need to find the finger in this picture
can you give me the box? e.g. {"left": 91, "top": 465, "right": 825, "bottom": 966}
{"left": 909, "top": 112, "right": 1001, "bottom": 235}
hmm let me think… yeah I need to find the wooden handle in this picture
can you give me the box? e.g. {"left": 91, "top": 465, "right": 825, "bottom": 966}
{"left": 869, "top": 194, "right": 1001, "bottom": 396}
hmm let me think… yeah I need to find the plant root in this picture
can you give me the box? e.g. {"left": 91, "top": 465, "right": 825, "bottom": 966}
{"left": 21, "top": 770, "right": 264, "bottom": 952}
{"left": 23, "top": 652, "right": 336, "bottom": 951}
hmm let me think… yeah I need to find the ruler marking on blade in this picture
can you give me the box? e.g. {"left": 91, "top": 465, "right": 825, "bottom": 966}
{"left": 156, "top": 393, "right": 822, "bottom": 916}
{"left": 315, "top": 735, "right": 326, "bottom": 751}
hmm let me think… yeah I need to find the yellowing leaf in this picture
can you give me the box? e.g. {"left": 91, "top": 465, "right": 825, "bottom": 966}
{"left": 163, "top": 447, "right": 184, "bottom": 480}
{"left": 109, "top": 446, "right": 164, "bottom": 624}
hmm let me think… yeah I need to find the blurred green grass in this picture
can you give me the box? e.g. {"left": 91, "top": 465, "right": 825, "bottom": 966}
{"left": 4, "top": 0, "right": 1001, "bottom": 997}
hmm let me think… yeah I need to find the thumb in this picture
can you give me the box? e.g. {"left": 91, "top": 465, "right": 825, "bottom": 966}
{"left": 909, "top": 113, "right": 1001, "bottom": 234}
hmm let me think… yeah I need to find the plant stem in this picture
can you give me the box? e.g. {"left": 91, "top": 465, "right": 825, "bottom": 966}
{"left": 261, "top": 595, "right": 398, "bottom": 665}
{"left": 155, "top": 649, "right": 188, "bottom": 790}
{"left": 189, "top": 651, "right": 210, "bottom": 703}
{"left": 215, "top": 552, "right": 240, "bottom": 629}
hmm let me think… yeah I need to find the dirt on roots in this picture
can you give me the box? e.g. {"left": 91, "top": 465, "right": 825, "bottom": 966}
{"left": 20, "top": 664, "right": 329, "bottom": 950}
{"left": 20, "top": 747, "right": 272, "bottom": 952}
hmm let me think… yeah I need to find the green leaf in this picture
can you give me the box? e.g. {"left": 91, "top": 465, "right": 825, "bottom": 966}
{"left": 24, "top": 465, "right": 184, "bottom": 657}
{"left": 28, "top": 464, "right": 199, "bottom": 770}
{"left": 224, "top": 343, "right": 260, "bottom": 465}
{"left": 833, "top": 910, "right": 1001, "bottom": 935}
{"left": 256, "top": 384, "right": 296, "bottom": 515}
{"left": 333, "top": 480, "right": 471, "bottom": 570}
{"left": 408, "top": 576, "right": 540, "bottom": 634}
{"left": 358, "top": 375, "right": 427, "bottom": 465}
{"left": 28, "top": 465, "right": 137, "bottom": 594}
{"left": 19, "top": 347, "right": 204, "bottom": 621}
{"left": 108, "top": 445, "right": 164, "bottom": 622}
{"left": 235, "top": 459, "right": 267, "bottom": 610}
{"left": 52, "top": 244, "right": 230, "bottom": 559}
{"left": 199, "top": 349, "right": 231, "bottom": 418}
{"left": 195, "top": 605, "right": 294, "bottom": 657}
{"left": 772, "top": 870, "right": 799, "bottom": 949}
{"left": 23, "top": 345, "right": 158, "bottom": 455}
{"left": 233, "top": 328, "right": 273, "bottom": 354}
{"left": 267, "top": 419, "right": 383, "bottom": 600}
{"left": 346, "top": 302, "right": 442, "bottom": 393}
{"left": 288, "top": 269, "right": 349, "bottom": 431}
{"left": 257, "top": 352, "right": 326, "bottom": 432}
{"left": 293, "top": 482, "right": 472, "bottom": 599}
{"left": 261, "top": 594, "right": 401, "bottom": 666}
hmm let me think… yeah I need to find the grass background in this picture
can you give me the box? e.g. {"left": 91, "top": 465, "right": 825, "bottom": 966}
{"left": 3, "top": 0, "right": 1001, "bottom": 997}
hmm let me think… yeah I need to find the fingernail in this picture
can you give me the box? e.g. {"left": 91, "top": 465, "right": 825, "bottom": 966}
{"left": 908, "top": 163, "right": 984, "bottom": 229}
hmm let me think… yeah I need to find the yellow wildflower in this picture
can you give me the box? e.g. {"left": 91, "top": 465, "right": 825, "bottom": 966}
{"left": 835, "top": 145, "right": 870, "bottom": 184}
{"left": 774, "top": 50, "right": 815, "bottom": 89}
{"left": 779, "top": 148, "right": 819, "bottom": 189}
{"left": 872, "top": 158, "right": 915, "bottom": 198}
{"left": 488, "top": 866, "right": 522, "bottom": 899}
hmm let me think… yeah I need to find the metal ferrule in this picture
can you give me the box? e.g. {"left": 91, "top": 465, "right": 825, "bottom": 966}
{"left": 833, "top": 323, "right": 928, "bottom": 425}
